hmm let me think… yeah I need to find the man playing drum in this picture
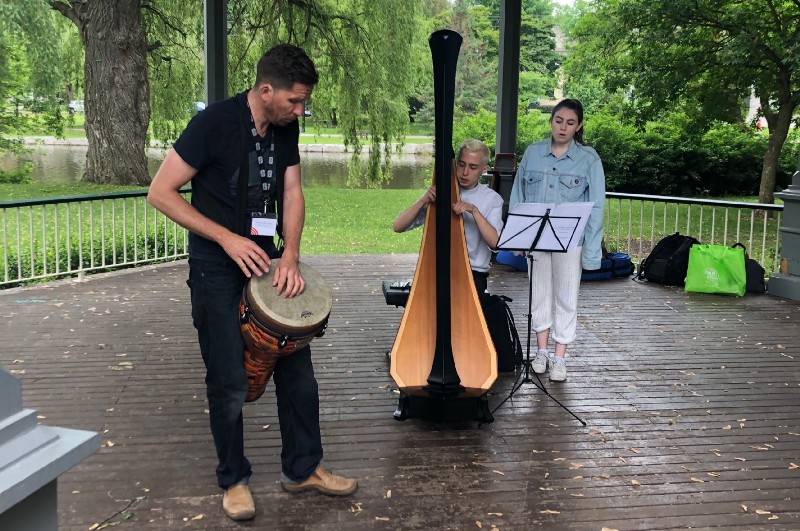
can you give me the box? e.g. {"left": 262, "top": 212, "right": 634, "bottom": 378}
{"left": 148, "top": 44, "right": 357, "bottom": 522}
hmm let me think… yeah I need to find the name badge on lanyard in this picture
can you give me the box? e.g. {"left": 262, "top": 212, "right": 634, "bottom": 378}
{"left": 249, "top": 212, "right": 277, "bottom": 237}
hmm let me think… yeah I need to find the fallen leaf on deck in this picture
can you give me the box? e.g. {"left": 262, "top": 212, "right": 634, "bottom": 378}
{"left": 755, "top": 509, "right": 771, "bottom": 515}
{"left": 539, "top": 509, "right": 560, "bottom": 514}
{"left": 191, "top": 514, "right": 204, "bottom": 520}
{"left": 631, "top": 480, "right": 640, "bottom": 486}
{"left": 262, "top": 424, "right": 270, "bottom": 430}
{"left": 570, "top": 493, "right": 584, "bottom": 497}
{"left": 707, "top": 472, "right": 721, "bottom": 477}
{"left": 741, "top": 504, "right": 748, "bottom": 512}
{"left": 492, "top": 470, "right": 505, "bottom": 475}
{"left": 601, "top": 527, "right": 620, "bottom": 531}
{"left": 722, "top": 425, "right": 732, "bottom": 430}
{"left": 375, "top": 516, "right": 389, "bottom": 521}
{"left": 710, "top": 449, "right": 721, "bottom": 457}
{"left": 627, "top": 447, "right": 640, "bottom": 454}
{"left": 569, "top": 463, "right": 583, "bottom": 469}
{"left": 768, "top": 515, "right": 779, "bottom": 520}
{"left": 106, "top": 440, "right": 115, "bottom": 447}
{"left": 789, "top": 463, "right": 799, "bottom": 469}
{"left": 690, "top": 477, "right": 704, "bottom": 483}
{"left": 734, "top": 457, "right": 747, "bottom": 462}
{"left": 385, "top": 489, "right": 391, "bottom": 498}
{"left": 476, "top": 521, "right": 482, "bottom": 528}
{"left": 487, "top": 512, "right": 503, "bottom": 516}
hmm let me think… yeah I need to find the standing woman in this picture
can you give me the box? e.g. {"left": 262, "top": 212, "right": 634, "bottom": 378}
{"left": 509, "top": 99, "right": 605, "bottom": 382}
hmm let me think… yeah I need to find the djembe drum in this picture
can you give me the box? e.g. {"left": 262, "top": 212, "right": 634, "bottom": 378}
{"left": 239, "top": 260, "right": 332, "bottom": 402}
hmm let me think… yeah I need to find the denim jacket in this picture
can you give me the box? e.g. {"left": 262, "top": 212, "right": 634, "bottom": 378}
{"left": 509, "top": 139, "right": 606, "bottom": 270}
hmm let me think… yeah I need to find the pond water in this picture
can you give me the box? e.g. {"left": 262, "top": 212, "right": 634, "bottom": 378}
{"left": 2, "top": 144, "right": 434, "bottom": 189}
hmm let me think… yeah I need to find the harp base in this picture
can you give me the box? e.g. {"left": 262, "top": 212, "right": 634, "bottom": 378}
{"left": 393, "top": 388, "right": 494, "bottom": 423}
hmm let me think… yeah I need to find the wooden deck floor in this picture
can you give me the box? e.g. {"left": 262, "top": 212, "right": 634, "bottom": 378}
{"left": 1, "top": 254, "right": 799, "bottom": 530}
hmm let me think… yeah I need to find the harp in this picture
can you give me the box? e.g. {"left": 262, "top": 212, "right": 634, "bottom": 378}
{"left": 389, "top": 29, "right": 497, "bottom": 423}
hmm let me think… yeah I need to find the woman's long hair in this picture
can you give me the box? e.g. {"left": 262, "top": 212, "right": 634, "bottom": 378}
{"left": 550, "top": 98, "right": 584, "bottom": 145}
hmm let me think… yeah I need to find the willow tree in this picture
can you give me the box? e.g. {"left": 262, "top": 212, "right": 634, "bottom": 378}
{"left": 0, "top": 0, "right": 66, "bottom": 169}
{"left": 48, "top": 0, "right": 423, "bottom": 186}
{"left": 49, "top": 0, "right": 150, "bottom": 185}
{"left": 224, "top": 0, "right": 424, "bottom": 186}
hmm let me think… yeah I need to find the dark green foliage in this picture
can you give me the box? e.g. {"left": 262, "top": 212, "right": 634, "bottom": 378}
{"left": 453, "top": 108, "right": 799, "bottom": 197}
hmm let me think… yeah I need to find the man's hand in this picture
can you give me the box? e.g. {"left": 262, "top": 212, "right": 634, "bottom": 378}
{"left": 272, "top": 254, "right": 305, "bottom": 298}
{"left": 220, "top": 235, "right": 272, "bottom": 278}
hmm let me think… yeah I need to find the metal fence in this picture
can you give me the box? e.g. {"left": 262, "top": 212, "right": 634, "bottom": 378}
{"left": 0, "top": 190, "right": 785, "bottom": 288}
{"left": 604, "top": 193, "right": 783, "bottom": 273}
{"left": 1, "top": 189, "right": 189, "bottom": 288}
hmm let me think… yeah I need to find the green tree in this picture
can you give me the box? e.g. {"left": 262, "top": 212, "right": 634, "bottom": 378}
{"left": 570, "top": 0, "right": 800, "bottom": 204}
{"left": 46, "top": 0, "right": 423, "bottom": 186}
{"left": 0, "top": 0, "right": 68, "bottom": 180}
{"left": 51, "top": 0, "right": 151, "bottom": 186}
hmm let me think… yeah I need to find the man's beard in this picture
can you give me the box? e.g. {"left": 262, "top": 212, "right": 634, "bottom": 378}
{"left": 265, "top": 101, "right": 295, "bottom": 126}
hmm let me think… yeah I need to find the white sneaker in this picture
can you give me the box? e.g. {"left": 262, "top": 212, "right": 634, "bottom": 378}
{"left": 548, "top": 358, "right": 567, "bottom": 382}
{"left": 531, "top": 351, "right": 549, "bottom": 374}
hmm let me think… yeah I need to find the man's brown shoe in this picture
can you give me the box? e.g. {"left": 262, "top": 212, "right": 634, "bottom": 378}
{"left": 281, "top": 465, "right": 358, "bottom": 496}
{"left": 222, "top": 484, "right": 255, "bottom": 521}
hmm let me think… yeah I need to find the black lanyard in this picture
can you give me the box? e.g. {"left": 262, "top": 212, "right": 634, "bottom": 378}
{"left": 245, "top": 100, "right": 277, "bottom": 212}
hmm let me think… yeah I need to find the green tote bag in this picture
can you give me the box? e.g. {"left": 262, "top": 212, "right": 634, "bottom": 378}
{"left": 684, "top": 244, "right": 746, "bottom": 296}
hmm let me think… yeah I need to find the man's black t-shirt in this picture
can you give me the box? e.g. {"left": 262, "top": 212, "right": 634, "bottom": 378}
{"left": 173, "top": 91, "right": 300, "bottom": 263}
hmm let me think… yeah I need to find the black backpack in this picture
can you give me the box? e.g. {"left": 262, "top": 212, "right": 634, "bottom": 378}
{"left": 637, "top": 233, "right": 700, "bottom": 286}
{"left": 481, "top": 294, "right": 523, "bottom": 373}
{"left": 732, "top": 243, "right": 767, "bottom": 294}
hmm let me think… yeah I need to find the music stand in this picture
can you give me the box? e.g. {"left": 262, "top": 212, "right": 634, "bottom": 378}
{"left": 491, "top": 203, "right": 592, "bottom": 425}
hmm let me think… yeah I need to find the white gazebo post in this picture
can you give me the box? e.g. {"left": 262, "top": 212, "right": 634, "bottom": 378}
{"left": 0, "top": 368, "right": 98, "bottom": 531}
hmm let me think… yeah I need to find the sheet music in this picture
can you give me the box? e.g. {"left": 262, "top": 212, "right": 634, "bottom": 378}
{"left": 496, "top": 202, "right": 594, "bottom": 252}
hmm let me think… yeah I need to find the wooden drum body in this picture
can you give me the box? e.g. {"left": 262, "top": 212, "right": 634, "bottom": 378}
{"left": 239, "top": 260, "right": 332, "bottom": 402}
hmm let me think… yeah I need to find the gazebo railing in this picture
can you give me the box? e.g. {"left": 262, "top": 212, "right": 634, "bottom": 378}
{"left": 0, "top": 190, "right": 785, "bottom": 288}
{"left": 604, "top": 192, "right": 783, "bottom": 274}
{"left": 0, "top": 189, "right": 190, "bottom": 288}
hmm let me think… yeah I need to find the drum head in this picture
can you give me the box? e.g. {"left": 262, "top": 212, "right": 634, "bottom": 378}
{"left": 245, "top": 260, "right": 332, "bottom": 334}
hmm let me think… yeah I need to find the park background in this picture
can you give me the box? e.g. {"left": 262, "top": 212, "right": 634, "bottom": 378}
{"left": 1, "top": 0, "right": 799, "bottom": 264}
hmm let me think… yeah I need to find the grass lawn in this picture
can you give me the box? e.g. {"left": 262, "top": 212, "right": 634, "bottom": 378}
{"left": 0, "top": 183, "right": 426, "bottom": 263}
